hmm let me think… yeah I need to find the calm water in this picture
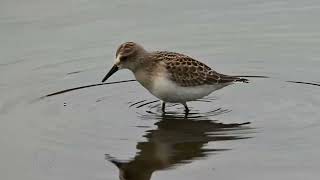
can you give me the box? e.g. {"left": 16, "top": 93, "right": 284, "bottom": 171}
{"left": 1, "top": 0, "right": 320, "bottom": 180}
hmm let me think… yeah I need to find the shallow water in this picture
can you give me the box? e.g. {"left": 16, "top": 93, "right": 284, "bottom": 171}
{"left": 1, "top": 0, "right": 320, "bottom": 180}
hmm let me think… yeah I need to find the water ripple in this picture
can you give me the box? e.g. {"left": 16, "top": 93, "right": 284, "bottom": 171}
{"left": 105, "top": 110, "right": 252, "bottom": 180}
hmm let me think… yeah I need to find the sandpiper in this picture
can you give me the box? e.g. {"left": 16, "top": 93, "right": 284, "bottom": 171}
{"left": 102, "top": 42, "right": 248, "bottom": 113}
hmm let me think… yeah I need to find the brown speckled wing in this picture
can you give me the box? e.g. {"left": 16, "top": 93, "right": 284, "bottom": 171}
{"left": 150, "top": 51, "right": 243, "bottom": 87}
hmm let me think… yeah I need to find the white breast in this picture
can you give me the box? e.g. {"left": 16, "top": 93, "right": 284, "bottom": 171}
{"left": 149, "top": 76, "right": 230, "bottom": 103}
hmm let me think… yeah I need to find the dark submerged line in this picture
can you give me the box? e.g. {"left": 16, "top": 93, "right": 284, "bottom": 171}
{"left": 234, "top": 75, "right": 269, "bottom": 78}
{"left": 43, "top": 79, "right": 136, "bottom": 98}
{"left": 136, "top": 100, "right": 160, "bottom": 108}
{"left": 287, "top": 81, "right": 320, "bottom": 87}
{"left": 129, "top": 100, "right": 148, "bottom": 107}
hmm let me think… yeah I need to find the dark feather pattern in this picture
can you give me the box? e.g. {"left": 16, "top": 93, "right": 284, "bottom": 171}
{"left": 149, "top": 51, "right": 248, "bottom": 87}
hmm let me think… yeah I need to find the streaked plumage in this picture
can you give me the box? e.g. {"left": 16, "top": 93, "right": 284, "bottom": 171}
{"left": 102, "top": 42, "right": 248, "bottom": 113}
{"left": 149, "top": 51, "right": 248, "bottom": 87}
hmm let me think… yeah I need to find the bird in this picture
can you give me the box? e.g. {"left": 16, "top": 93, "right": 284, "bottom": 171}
{"left": 102, "top": 42, "right": 248, "bottom": 114}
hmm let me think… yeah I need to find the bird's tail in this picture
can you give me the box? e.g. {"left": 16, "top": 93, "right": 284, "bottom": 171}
{"left": 235, "top": 78, "right": 249, "bottom": 83}
{"left": 234, "top": 75, "right": 269, "bottom": 83}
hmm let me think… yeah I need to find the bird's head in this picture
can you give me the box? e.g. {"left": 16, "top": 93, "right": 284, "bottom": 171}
{"left": 102, "top": 42, "right": 147, "bottom": 82}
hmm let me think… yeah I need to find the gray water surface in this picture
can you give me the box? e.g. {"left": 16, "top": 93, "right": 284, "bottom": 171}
{"left": 1, "top": 0, "right": 320, "bottom": 180}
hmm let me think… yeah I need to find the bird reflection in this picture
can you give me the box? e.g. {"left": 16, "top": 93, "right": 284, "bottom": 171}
{"left": 106, "top": 109, "right": 252, "bottom": 180}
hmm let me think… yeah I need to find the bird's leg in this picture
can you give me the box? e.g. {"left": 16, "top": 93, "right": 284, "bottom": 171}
{"left": 182, "top": 102, "right": 189, "bottom": 115}
{"left": 161, "top": 101, "right": 166, "bottom": 113}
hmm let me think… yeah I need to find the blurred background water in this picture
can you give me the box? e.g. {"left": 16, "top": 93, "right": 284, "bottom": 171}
{"left": 1, "top": 0, "right": 320, "bottom": 180}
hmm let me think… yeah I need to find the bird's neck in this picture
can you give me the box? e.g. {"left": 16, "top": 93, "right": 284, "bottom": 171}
{"left": 133, "top": 67, "right": 153, "bottom": 90}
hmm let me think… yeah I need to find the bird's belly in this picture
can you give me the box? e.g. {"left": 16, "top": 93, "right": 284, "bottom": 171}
{"left": 149, "top": 77, "right": 228, "bottom": 103}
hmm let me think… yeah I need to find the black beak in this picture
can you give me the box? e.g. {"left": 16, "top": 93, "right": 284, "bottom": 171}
{"left": 102, "top": 65, "right": 119, "bottom": 82}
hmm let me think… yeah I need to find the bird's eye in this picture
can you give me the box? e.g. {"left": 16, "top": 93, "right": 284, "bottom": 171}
{"left": 120, "top": 56, "right": 128, "bottom": 61}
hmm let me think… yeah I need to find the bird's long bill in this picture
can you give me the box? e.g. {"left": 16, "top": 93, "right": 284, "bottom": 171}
{"left": 102, "top": 65, "right": 119, "bottom": 82}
